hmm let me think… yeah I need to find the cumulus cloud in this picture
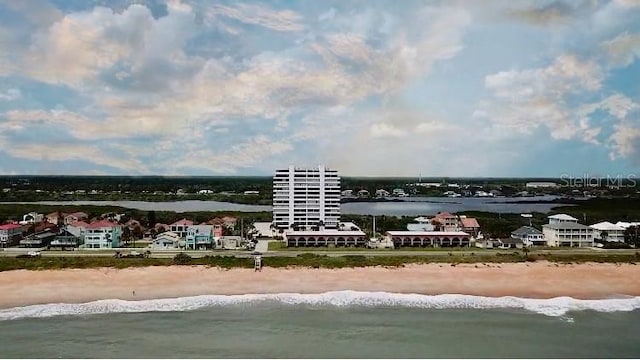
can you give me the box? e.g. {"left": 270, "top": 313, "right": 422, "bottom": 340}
{"left": 601, "top": 32, "right": 640, "bottom": 67}
{"left": 0, "top": 88, "right": 20, "bottom": 101}
{"left": 475, "top": 55, "right": 604, "bottom": 141}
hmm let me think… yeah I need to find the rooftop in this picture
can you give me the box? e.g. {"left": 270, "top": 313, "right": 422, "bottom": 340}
{"left": 460, "top": 217, "right": 480, "bottom": 228}
{"left": 511, "top": 226, "right": 543, "bottom": 236}
{"left": 543, "top": 222, "right": 591, "bottom": 230}
{"left": 0, "top": 223, "right": 22, "bottom": 230}
{"left": 285, "top": 230, "right": 366, "bottom": 236}
{"left": 86, "top": 220, "right": 119, "bottom": 229}
{"left": 548, "top": 214, "right": 579, "bottom": 221}
{"left": 590, "top": 221, "right": 625, "bottom": 231}
{"left": 171, "top": 218, "right": 194, "bottom": 226}
{"left": 386, "top": 231, "right": 471, "bottom": 237}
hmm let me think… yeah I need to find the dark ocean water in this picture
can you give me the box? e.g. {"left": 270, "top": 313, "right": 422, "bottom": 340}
{"left": 1, "top": 292, "right": 639, "bottom": 358}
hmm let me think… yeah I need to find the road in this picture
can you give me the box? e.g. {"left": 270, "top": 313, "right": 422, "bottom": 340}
{"left": 0, "top": 247, "right": 637, "bottom": 259}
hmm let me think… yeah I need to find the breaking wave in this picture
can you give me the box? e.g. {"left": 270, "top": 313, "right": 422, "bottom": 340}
{"left": 1, "top": 291, "right": 639, "bottom": 321}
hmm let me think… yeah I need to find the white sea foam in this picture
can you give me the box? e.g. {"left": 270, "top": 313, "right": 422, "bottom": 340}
{"left": 1, "top": 291, "right": 639, "bottom": 321}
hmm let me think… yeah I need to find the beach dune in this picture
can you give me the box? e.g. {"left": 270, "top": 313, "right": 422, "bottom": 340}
{"left": 1, "top": 262, "right": 639, "bottom": 309}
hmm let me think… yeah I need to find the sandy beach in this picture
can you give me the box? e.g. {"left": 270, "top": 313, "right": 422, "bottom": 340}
{"left": 1, "top": 262, "right": 639, "bottom": 308}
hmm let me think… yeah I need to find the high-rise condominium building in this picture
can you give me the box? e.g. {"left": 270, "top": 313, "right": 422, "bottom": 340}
{"left": 273, "top": 165, "right": 341, "bottom": 230}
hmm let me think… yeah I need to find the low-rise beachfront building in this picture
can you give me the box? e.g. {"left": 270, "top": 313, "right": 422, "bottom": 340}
{"left": 82, "top": 220, "right": 123, "bottom": 249}
{"left": 185, "top": 225, "right": 215, "bottom": 250}
{"left": 375, "top": 189, "right": 390, "bottom": 198}
{"left": 0, "top": 223, "right": 23, "bottom": 248}
{"left": 384, "top": 231, "right": 472, "bottom": 247}
{"left": 170, "top": 219, "right": 194, "bottom": 238}
{"left": 50, "top": 230, "right": 82, "bottom": 250}
{"left": 20, "top": 231, "right": 57, "bottom": 248}
{"left": 64, "top": 212, "right": 89, "bottom": 225}
{"left": 496, "top": 238, "right": 524, "bottom": 249}
{"left": 590, "top": 221, "right": 626, "bottom": 243}
{"left": 150, "top": 232, "right": 181, "bottom": 250}
{"left": 542, "top": 222, "right": 594, "bottom": 247}
{"left": 511, "top": 226, "right": 546, "bottom": 246}
{"left": 284, "top": 230, "right": 367, "bottom": 247}
{"left": 547, "top": 214, "right": 579, "bottom": 225}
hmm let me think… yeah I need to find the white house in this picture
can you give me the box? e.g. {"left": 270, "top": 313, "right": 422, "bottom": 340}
{"left": 547, "top": 214, "right": 579, "bottom": 225}
{"left": 82, "top": 220, "right": 123, "bottom": 249}
{"left": 150, "top": 232, "right": 181, "bottom": 250}
{"left": 375, "top": 189, "right": 390, "bottom": 198}
{"left": 511, "top": 226, "right": 546, "bottom": 246}
{"left": 542, "top": 222, "right": 594, "bottom": 247}
{"left": 21, "top": 212, "right": 44, "bottom": 225}
{"left": 589, "top": 221, "right": 626, "bottom": 243}
{"left": 616, "top": 221, "right": 640, "bottom": 230}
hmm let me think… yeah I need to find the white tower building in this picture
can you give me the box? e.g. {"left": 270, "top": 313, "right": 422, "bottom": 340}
{"left": 273, "top": 165, "right": 341, "bottom": 230}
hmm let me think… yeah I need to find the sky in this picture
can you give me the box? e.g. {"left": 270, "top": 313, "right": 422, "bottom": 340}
{"left": 0, "top": 0, "right": 639, "bottom": 177}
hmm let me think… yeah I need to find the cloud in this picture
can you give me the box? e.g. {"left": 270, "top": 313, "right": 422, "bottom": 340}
{"left": 609, "top": 122, "right": 640, "bottom": 162}
{"left": 4, "top": 143, "right": 150, "bottom": 173}
{"left": 506, "top": 1, "right": 579, "bottom": 25}
{"left": 0, "top": 88, "right": 20, "bottom": 101}
{"left": 475, "top": 54, "right": 604, "bottom": 141}
{"left": 601, "top": 32, "right": 640, "bottom": 67}
{"left": 207, "top": 3, "right": 304, "bottom": 32}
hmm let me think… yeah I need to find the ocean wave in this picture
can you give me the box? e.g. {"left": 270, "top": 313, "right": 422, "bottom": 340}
{"left": 1, "top": 291, "right": 639, "bottom": 321}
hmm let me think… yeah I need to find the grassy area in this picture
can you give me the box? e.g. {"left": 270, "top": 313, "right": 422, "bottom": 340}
{"left": 0, "top": 251, "right": 638, "bottom": 272}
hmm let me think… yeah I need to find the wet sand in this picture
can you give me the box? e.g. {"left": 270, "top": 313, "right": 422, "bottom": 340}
{"left": 1, "top": 262, "right": 639, "bottom": 308}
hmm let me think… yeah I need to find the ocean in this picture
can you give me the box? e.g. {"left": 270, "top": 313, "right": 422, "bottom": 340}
{"left": 1, "top": 292, "right": 639, "bottom": 359}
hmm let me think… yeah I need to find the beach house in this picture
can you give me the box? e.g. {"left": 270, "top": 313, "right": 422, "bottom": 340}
{"left": 542, "top": 222, "right": 594, "bottom": 247}
{"left": 0, "top": 223, "right": 23, "bottom": 248}
{"left": 547, "top": 214, "right": 579, "bottom": 225}
{"left": 64, "top": 212, "right": 89, "bottom": 225}
{"left": 83, "top": 220, "right": 123, "bottom": 249}
{"left": 589, "top": 221, "right": 626, "bottom": 243}
{"left": 150, "top": 232, "right": 181, "bottom": 250}
{"left": 170, "top": 219, "right": 194, "bottom": 238}
{"left": 384, "top": 231, "right": 472, "bottom": 247}
{"left": 511, "top": 226, "right": 546, "bottom": 246}
{"left": 185, "top": 225, "right": 215, "bottom": 250}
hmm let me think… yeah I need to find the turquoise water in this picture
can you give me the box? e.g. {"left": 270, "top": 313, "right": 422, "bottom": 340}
{"left": 1, "top": 294, "right": 639, "bottom": 358}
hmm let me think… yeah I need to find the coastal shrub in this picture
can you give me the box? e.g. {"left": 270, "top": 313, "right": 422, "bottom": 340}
{"left": 173, "top": 253, "right": 192, "bottom": 265}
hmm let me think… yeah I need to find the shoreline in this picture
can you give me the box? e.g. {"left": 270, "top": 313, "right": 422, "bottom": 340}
{"left": 1, "top": 262, "right": 639, "bottom": 309}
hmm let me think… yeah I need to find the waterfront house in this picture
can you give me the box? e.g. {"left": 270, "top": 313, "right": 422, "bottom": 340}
{"left": 460, "top": 216, "right": 480, "bottom": 236}
{"left": 357, "top": 189, "right": 370, "bottom": 198}
{"left": 589, "top": 221, "right": 626, "bottom": 243}
{"left": 50, "top": 229, "right": 82, "bottom": 250}
{"left": 496, "top": 238, "right": 524, "bottom": 249}
{"left": 547, "top": 214, "right": 579, "bottom": 225}
{"left": 207, "top": 218, "right": 226, "bottom": 237}
{"left": 511, "top": 226, "right": 546, "bottom": 246}
{"left": 66, "top": 220, "right": 89, "bottom": 238}
{"left": 64, "top": 212, "right": 89, "bottom": 225}
{"left": 21, "top": 212, "right": 44, "bottom": 225}
{"left": 20, "top": 231, "right": 56, "bottom": 248}
{"left": 45, "top": 211, "right": 66, "bottom": 226}
{"left": 542, "top": 222, "right": 594, "bottom": 247}
{"left": 221, "top": 216, "right": 237, "bottom": 229}
{"left": 433, "top": 212, "right": 459, "bottom": 232}
{"left": 185, "top": 225, "right": 215, "bottom": 250}
{"left": 83, "top": 220, "right": 122, "bottom": 249}
{"left": 170, "top": 219, "right": 194, "bottom": 238}
{"left": 615, "top": 221, "right": 640, "bottom": 230}
{"left": 375, "top": 189, "right": 390, "bottom": 198}
{"left": 0, "top": 223, "right": 23, "bottom": 248}
{"left": 150, "top": 232, "right": 181, "bottom": 250}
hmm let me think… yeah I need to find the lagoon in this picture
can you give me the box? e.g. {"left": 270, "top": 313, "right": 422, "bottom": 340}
{"left": 3, "top": 196, "right": 569, "bottom": 216}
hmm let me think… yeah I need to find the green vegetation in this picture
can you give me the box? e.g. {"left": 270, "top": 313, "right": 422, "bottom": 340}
{"left": 1, "top": 251, "right": 638, "bottom": 272}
